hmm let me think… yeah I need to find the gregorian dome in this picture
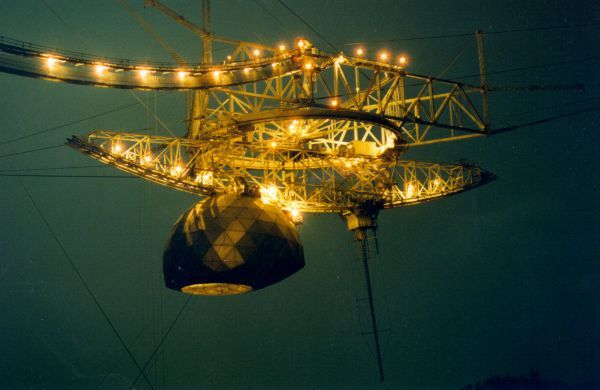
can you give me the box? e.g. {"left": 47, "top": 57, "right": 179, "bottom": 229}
{"left": 163, "top": 194, "right": 305, "bottom": 296}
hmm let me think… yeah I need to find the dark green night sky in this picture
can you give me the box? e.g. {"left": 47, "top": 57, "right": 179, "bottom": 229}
{"left": 1, "top": 1, "right": 599, "bottom": 388}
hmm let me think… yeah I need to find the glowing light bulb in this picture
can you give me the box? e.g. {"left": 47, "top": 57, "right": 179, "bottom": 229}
{"left": 270, "top": 141, "right": 278, "bottom": 148}
{"left": 178, "top": 71, "right": 189, "bottom": 80}
{"left": 138, "top": 69, "right": 150, "bottom": 78}
{"left": 304, "top": 62, "right": 313, "bottom": 70}
{"left": 195, "top": 171, "right": 213, "bottom": 185}
{"left": 143, "top": 154, "right": 152, "bottom": 165}
{"left": 330, "top": 99, "right": 339, "bottom": 107}
{"left": 243, "top": 67, "right": 250, "bottom": 74}
{"left": 46, "top": 57, "right": 59, "bottom": 68}
{"left": 406, "top": 183, "right": 415, "bottom": 198}
{"left": 212, "top": 70, "right": 221, "bottom": 79}
{"left": 253, "top": 49, "right": 261, "bottom": 57}
{"left": 278, "top": 44, "right": 286, "bottom": 52}
{"left": 171, "top": 164, "right": 184, "bottom": 176}
{"left": 398, "top": 55, "right": 408, "bottom": 66}
{"left": 111, "top": 144, "right": 123, "bottom": 154}
{"left": 94, "top": 64, "right": 107, "bottom": 76}
{"left": 289, "top": 120, "right": 299, "bottom": 133}
{"left": 336, "top": 54, "right": 345, "bottom": 64}
{"left": 355, "top": 48, "right": 365, "bottom": 57}
{"left": 297, "top": 39, "right": 306, "bottom": 49}
{"left": 379, "top": 52, "right": 389, "bottom": 61}
{"left": 226, "top": 55, "right": 232, "bottom": 61}
{"left": 260, "top": 185, "right": 279, "bottom": 204}
{"left": 272, "top": 62, "right": 278, "bottom": 68}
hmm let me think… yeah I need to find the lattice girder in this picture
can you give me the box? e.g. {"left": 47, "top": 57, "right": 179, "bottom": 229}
{"left": 1, "top": 36, "right": 489, "bottom": 147}
{"left": 68, "top": 132, "right": 495, "bottom": 213}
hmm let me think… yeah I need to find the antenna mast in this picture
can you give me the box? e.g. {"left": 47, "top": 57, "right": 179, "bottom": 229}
{"left": 188, "top": 0, "right": 212, "bottom": 139}
{"left": 344, "top": 202, "right": 385, "bottom": 381}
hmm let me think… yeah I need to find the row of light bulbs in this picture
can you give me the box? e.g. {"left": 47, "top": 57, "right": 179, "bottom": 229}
{"left": 113, "top": 141, "right": 302, "bottom": 219}
{"left": 43, "top": 40, "right": 408, "bottom": 81}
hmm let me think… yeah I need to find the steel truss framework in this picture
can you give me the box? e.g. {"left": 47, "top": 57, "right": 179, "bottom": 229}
{"left": 1, "top": 33, "right": 494, "bottom": 214}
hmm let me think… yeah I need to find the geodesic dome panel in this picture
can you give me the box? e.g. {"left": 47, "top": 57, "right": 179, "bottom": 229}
{"left": 163, "top": 194, "right": 304, "bottom": 295}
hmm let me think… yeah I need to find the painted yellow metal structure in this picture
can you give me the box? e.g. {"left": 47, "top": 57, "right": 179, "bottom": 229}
{"left": 0, "top": 3, "right": 498, "bottom": 381}
{"left": 0, "top": 33, "right": 494, "bottom": 214}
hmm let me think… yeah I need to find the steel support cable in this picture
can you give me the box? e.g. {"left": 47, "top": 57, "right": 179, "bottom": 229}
{"left": 0, "top": 144, "right": 64, "bottom": 159}
{"left": 490, "top": 105, "right": 600, "bottom": 135}
{"left": 360, "top": 237, "right": 384, "bottom": 381}
{"left": 0, "top": 93, "right": 174, "bottom": 147}
{"left": 40, "top": 0, "right": 89, "bottom": 48}
{"left": 436, "top": 40, "right": 471, "bottom": 79}
{"left": 129, "top": 296, "right": 192, "bottom": 390}
{"left": 94, "top": 323, "right": 150, "bottom": 390}
{"left": 276, "top": 0, "right": 390, "bottom": 114}
{"left": 15, "top": 178, "right": 153, "bottom": 389}
{"left": 0, "top": 173, "right": 136, "bottom": 178}
{"left": 128, "top": 91, "right": 177, "bottom": 137}
{"left": 251, "top": 0, "right": 288, "bottom": 31}
{"left": 0, "top": 164, "right": 106, "bottom": 172}
{"left": 494, "top": 95, "right": 600, "bottom": 123}
{"left": 3, "top": 104, "right": 597, "bottom": 178}
{"left": 453, "top": 57, "right": 600, "bottom": 81}
{"left": 276, "top": 0, "right": 339, "bottom": 53}
{"left": 117, "top": 0, "right": 188, "bottom": 66}
{"left": 239, "top": 0, "right": 269, "bottom": 47}
{"left": 312, "top": 56, "right": 597, "bottom": 103}
{"left": 19, "top": 0, "right": 179, "bottom": 145}
{"left": 345, "top": 21, "right": 600, "bottom": 44}
{"left": 275, "top": 4, "right": 388, "bottom": 379}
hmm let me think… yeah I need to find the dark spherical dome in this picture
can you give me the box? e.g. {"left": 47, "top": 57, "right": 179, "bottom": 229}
{"left": 163, "top": 194, "right": 305, "bottom": 295}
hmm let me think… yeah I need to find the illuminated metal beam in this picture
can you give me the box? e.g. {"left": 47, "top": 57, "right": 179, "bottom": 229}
{"left": 0, "top": 38, "right": 298, "bottom": 90}
{"left": 144, "top": 0, "right": 275, "bottom": 52}
{"left": 68, "top": 132, "right": 495, "bottom": 213}
{"left": 0, "top": 36, "right": 487, "bottom": 146}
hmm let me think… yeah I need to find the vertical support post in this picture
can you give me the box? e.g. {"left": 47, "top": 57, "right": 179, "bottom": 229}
{"left": 343, "top": 202, "right": 385, "bottom": 382}
{"left": 187, "top": 0, "right": 213, "bottom": 140}
{"left": 201, "top": 0, "right": 212, "bottom": 65}
{"left": 476, "top": 30, "right": 490, "bottom": 131}
{"left": 357, "top": 233, "right": 385, "bottom": 382}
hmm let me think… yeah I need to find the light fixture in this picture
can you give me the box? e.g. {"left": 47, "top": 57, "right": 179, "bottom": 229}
{"left": 94, "top": 64, "right": 108, "bottom": 76}
{"left": 45, "top": 56, "right": 62, "bottom": 69}
{"left": 111, "top": 143, "right": 123, "bottom": 154}
{"left": 138, "top": 69, "right": 150, "bottom": 78}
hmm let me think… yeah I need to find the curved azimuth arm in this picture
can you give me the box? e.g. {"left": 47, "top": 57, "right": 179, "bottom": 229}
{"left": 0, "top": 36, "right": 488, "bottom": 146}
{"left": 67, "top": 132, "right": 496, "bottom": 214}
